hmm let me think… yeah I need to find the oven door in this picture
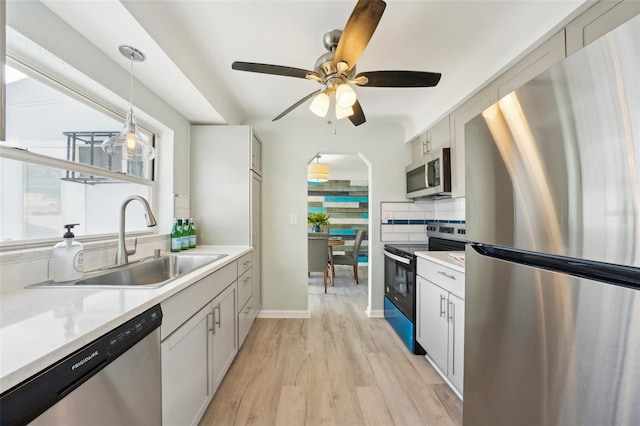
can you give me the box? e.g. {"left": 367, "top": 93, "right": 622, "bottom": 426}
{"left": 384, "top": 250, "right": 416, "bottom": 321}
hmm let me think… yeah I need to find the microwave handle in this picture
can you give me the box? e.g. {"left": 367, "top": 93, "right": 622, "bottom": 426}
{"left": 383, "top": 250, "right": 411, "bottom": 265}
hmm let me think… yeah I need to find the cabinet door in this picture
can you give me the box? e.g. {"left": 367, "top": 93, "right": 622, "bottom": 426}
{"left": 161, "top": 303, "right": 213, "bottom": 426}
{"left": 417, "top": 276, "right": 448, "bottom": 373}
{"left": 449, "top": 86, "right": 498, "bottom": 198}
{"left": 448, "top": 293, "right": 465, "bottom": 393}
{"left": 427, "top": 116, "right": 450, "bottom": 154}
{"left": 251, "top": 133, "right": 262, "bottom": 175}
{"left": 251, "top": 172, "right": 261, "bottom": 310}
{"left": 211, "top": 283, "right": 238, "bottom": 393}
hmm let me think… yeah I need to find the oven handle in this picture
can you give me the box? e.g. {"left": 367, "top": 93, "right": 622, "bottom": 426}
{"left": 383, "top": 250, "right": 412, "bottom": 265}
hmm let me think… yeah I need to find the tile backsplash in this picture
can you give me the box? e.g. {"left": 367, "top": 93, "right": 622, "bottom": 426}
{"left": 380, "top": 198, "right": 465, "bottom": 242}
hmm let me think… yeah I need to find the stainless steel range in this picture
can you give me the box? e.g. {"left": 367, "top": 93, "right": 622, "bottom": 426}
{"left": 383, "top": 222, "right": 465, "bottom": 354}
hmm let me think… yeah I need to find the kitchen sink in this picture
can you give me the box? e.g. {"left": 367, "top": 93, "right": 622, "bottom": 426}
{"left": 30, "top": 254, "right": 227, "bottom": 289}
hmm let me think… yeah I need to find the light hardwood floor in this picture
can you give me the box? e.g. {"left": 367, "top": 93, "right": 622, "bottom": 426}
{"left": 200, "top": 265, "right": 463, "bottom": 426}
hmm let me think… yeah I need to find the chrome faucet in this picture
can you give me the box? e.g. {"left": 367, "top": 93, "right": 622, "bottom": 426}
{"left": 116, "top": 196, "right": 157, "bottom": 265}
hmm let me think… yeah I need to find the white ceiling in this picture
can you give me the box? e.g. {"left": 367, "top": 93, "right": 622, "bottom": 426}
{"left": 41, "top": 0, "right": 588, "bottom": 144}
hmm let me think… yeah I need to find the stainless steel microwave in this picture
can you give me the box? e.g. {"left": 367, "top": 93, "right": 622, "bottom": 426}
{"left": 405, "top": 147, "right": 451, "bottom": 199}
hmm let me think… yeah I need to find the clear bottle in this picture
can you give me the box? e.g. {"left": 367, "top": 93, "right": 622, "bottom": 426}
{"left": 188, "top": 218, "right": 197, "bottom": 248}
{"left": 171, "top": 218, "right": 182, "bottom": 252}
{"left": 181, "top": 218, "right": 190, "bottom": 250}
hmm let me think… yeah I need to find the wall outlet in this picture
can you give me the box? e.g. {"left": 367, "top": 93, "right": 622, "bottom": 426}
{"left": 289, "top": 213, "right": 298, "bottom": 225}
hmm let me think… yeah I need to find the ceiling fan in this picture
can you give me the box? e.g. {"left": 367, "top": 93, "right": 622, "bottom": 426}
{"left": 231, "top": 0, "right": 441, "bottom": 126}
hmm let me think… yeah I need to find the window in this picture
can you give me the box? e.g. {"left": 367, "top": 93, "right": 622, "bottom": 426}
{"left": 1, "top": 62, "right": 157, "bottom": 245}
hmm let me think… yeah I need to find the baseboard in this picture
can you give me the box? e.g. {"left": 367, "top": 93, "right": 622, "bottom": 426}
{"left": 257, "top": 310, "right": 311, "bottom": 319}
{"left": 366, "top": 308, "right": 385, "bottom": 318}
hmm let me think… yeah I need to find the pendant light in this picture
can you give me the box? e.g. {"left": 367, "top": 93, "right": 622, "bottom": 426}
{"left": 102, "top": 46, "right": 156, "bottom": 162}
{"left": 308, "top": 155, "right": 330, "bottom": 182}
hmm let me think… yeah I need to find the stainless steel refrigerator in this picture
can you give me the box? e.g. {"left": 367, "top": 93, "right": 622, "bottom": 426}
{"left": 464, "top": 14, "right": 640, "bottom": 426}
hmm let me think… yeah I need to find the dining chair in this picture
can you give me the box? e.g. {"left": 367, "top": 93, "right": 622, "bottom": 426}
{"left": 331, "top": 229, "right": 366, "bottom": 284}
{"left": 308, "top": 233, "right": 333, "bottom": 293}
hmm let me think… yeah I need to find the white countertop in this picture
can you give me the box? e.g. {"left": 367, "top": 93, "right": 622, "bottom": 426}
{"left": 0, "top": 245, "right": 251, "bottom": 393}
{"left": 415, "top": 250, "right": 466, "bottom": 273}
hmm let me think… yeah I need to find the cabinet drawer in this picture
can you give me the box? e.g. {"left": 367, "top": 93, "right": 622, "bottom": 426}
{"left": 418, "top": 258, "right": 465, "bottom": 299}
{"left": 237, "top": 252, "right": 252, "bottom": 276}
{"left": 238, "top": 295, "right": 256, "bottom": 348}
{"left": 237, "top": 268, "right": 253, "bottom": 310}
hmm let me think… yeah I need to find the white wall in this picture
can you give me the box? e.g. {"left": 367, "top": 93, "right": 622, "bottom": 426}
{"left": 250, "top": 118, "right": 408, "bottom": 316}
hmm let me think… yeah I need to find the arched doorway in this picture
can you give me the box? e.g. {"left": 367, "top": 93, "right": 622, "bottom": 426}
{"left": 306, "top": 153, "right": 370, "bottom": 297}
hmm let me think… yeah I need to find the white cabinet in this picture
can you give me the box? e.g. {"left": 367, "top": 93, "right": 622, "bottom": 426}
{"left": 211, "top": 283, "right": 238, "bottom": 392}
{"left": 161, "top": 303, "right": 213, "bottom": 426}
{"left": 160, "top": 261, "right": 238, "bottom": 426}
{"left": 236, "top": 252, "right": 256, "bottom": 348}
{"left": 416, "top": 257, "right": 465, "bottom": 396}
{"left": 449, "top": 86, "right": 498, "bottom": 199}
{"left": 191, "top": 125, "right": 261, "bottom": 324}
{"left": 566, "top": 0, "right": 640, "bottom": 55}
{"left": 494, "top": 30, "right": 566, "bottom": 100}
{"left": 409, "top": 116, "right": 450, "bottom": 164}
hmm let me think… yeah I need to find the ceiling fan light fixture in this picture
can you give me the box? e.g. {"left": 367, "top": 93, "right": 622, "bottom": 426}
{"left": 309, "top": 92, "right": 330, "bottom": 117}
{"left": 335, "top": 103, "right": 354, "bottom": 120}
{"left": 336, "top": 83, "right": 357, "bottom": 108}
{"left": 102, "top": 45, "right": 156, "bottom": 162}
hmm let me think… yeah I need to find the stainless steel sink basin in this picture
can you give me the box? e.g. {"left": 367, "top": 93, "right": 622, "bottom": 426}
{"left": 30, "top": 254, "right": 227, "bottom": 289}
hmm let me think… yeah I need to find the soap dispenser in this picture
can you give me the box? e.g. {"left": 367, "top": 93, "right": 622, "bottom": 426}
{"left": 53, "top": 224, "right": 84, "bottom": 282}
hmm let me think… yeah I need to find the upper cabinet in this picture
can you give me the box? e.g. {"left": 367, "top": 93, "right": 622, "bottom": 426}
{"left": 422, "top": 1, "right": 639, "bottom": 200}
{"left": 566, "top": 0, "right": 640, "bottom": 55}
{"left": 449, "top": 86, "right": 497, "bottom": 199}
{"left": 493, "top": 30, "right": 566, "bottom": 100}
{"left": 410, "top": 115, "right": 450, "bottom": 164}
{"left": 251, "top": 134, "right": 262, "bottom": 176}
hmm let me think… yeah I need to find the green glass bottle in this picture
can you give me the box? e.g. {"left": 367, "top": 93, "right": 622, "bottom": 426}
{"left": 181, "top": 218, "right": 190, "bottom": 250}
{"left": 188, "top": 218, "right": 197, "bottom": 248}
{"left": 171, "top": 218, "right": 182, "bottom": 252}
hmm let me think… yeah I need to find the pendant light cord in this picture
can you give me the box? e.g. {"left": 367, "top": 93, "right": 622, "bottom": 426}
{"left": 128, "top": 53, "right": 134, "bottom": 114}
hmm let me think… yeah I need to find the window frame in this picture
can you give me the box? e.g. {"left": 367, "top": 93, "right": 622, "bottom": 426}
{"left": 1, "top": 56, "right": 159, "bottom": 250}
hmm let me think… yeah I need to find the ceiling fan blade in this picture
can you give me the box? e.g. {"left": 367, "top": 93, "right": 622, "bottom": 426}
{"left": 334, "top": 0, "right": 386, "bottom": 71}
{"left": 273, "top": 89, "right": 323, "bottom": 121}
{"left": 232, "top": 61, "right": 320, "bottom": 80}
{"left": 355, "top": 71, "right": 442, "bottom": 87}
{"left": 348, "top": 100, "right": 366, "bottom": 126}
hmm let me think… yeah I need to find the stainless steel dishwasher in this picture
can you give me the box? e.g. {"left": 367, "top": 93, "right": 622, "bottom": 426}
{"left": 0, "top": 305, "right": 162, "bottom": 426}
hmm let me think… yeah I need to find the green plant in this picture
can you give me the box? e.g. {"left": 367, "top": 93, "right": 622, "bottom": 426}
{"left": 307, "top": 212, "right": 331, "bottom": 226}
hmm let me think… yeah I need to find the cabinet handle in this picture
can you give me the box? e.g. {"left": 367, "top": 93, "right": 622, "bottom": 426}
{"left": 448, "top": 300, "right": 454, "bottom": 323}
{"left": 438, "top": 270, "right": 456, "bottom": 280}
{"left": 439, "top": 294, "right": 446, "bottom": 318}
{"left": 208, "top": 312, "right": 214, "bottom": 333}
{"left": 215, "top": 305, "right": 221, "bottom": 329}
{"left": 243, "top": 261, "right": 251, "bottom": 267}
{"left": 449, "top": 301, "right": 456, "bottom": 375}
{"left": 244, "top": 276, "right": 251, "bottom": 284}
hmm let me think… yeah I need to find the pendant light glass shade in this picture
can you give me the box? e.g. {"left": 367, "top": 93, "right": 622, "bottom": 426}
{"left": 102, "top": 45, "right": 156, "bottom": 162}
{"left": 335, "top": 103, "right": 354, "bottom": 120}
{"left": 308, "top": 155, "right": 330, "bottom": 182}
{"left": 309, "top": 92, "right": 330, "bottom": 117}
{"left": 336, "top": 83, "right": 357, "bottom": 108}
{"left": 102, "top": 110, "right": 156, "bottom": 161}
